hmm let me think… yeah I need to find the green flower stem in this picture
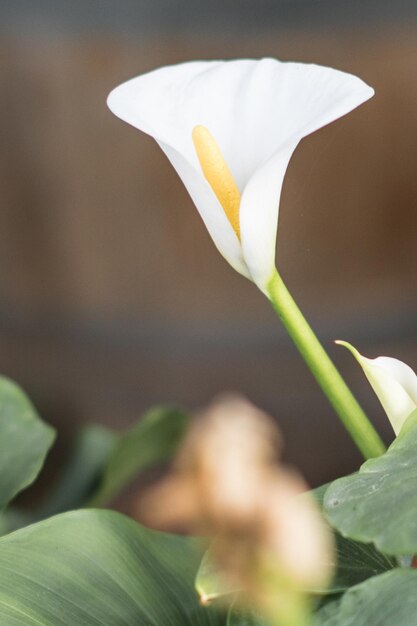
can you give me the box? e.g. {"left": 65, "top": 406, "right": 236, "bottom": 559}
{"left": 267, "top": 270, "right": 385, "bottom": 460}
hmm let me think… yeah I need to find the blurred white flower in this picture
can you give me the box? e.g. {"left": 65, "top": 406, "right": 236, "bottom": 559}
{"left": 138, "top": 394, "right": 334, "bottom": 622}
{"left": 337, "top": 341, "right": 417, "bottom": 435}
{"left": 108, "top": 58, "right": 373, "bottom": 292}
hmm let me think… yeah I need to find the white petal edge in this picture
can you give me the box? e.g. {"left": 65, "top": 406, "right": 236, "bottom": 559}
{"left": 238, "top": 62, "right": 374, "bottom": 292}
{"left": 240, "top": 146, "right": 295, "bottom": 292}
{"left": 159, "top": 141, "right": 250, "bottom": 277}
{"left": 337, "top": 340, "right": 417, "bottom": 435}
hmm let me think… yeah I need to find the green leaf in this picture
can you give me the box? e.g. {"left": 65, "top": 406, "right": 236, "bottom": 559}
{"left": 324, "top": 409, "right": 417, "bottom": 555}
{"left": 1, "top": 407, "right": 188, "bottom": 533}
{"left": 314, "top": 569, "right": 417, "bottom": 625}
{"left": 0, "top": 508, "right": 31, "bottom": 536}
{"left": 0, "top": 509, "right": 224, "bottom": 625}
{"left": 36, "top": 425, "right": 117, "bottom": 518}
{"left": 313, "top": 598, "right": 342, "bottom": 624}
{"left": 90, "top": 406, "right": 189, "bottom": 506}
{"left": 0, "top": 376, "right": 55, "bottom": 509}
{"left": 227, "top": 606, "right": 267, "bottom": 626}
{"left": 332, "top": 534, "right": 395, "bottom": 591}
{"left": 311, "top": 485, "right": 395, "bottom": 592}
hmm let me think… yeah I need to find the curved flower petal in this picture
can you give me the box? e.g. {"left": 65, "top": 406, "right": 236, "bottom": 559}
{"left": 108, "top": 59, "right": 374, "bottom": 287}
{"left": 337, "top": 341, "right": 417, "bottom": 435}
{"left": 240, "top": 146, "right": 295, "bottom": 292}
{"left": 108, "top": 60, "right": 250, "bottom": 276}
{"left": 158, "top": 141, "right": 250, "bottom": 277}
{"left": 238, "top": 61, "right": 374, "bottom": 290}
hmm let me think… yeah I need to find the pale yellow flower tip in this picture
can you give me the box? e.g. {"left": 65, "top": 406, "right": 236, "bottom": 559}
{"left": 336, "top": 339, "right": 417, "bottom": 435}
{"left": 192, "top": 125, "right": 241, "bottom": 240}
{"left": 335, "top": 340, "right": 360, "bottom": 359}
{"left": 198, "top": 592, "right": 212, "bottom": 607}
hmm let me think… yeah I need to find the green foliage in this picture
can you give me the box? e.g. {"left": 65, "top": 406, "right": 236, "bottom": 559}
{"left": 312, "top": 485, "right": 395, "bottom": 593}
{"left": 36, "top": 425, "right": 117, "bottom": 518}
{"left": 0, "top": 376, "right": 55, "bottom": 510}
{"left": 89, "top": 406, "right": 189, "bottom": 506}
{"left": 0, "top": 373, "right": 410, "bottom": 625}
{"left": 0, "top": 509, "right": 224, "bottom": 625}
{"left": 227, "top": 606, "right": 267, "bottom": 625}
{"left": 313, "top": 569, "right": 417, "bottom": 625}
{"left": 0, "top": 377, "right": 218, "bottom": 624}
{"left": 332, "top": 532, "right": 395, "bottom": 591}
{"left": 196, "top": 485, "right": 395, "bottom": 609}
{"left": 324, "top": 409, "right": 417, "bottom": 555}
{"left": 196, "top": 532, "right": 394, "bottom": 609}
{"left": 33, "top": 406, "right": 188, "bottom": 520}
{"left": 194, "top": 485, "right": 396, "bottom": 626}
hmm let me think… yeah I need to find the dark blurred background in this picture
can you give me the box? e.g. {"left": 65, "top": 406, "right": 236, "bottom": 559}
{"left": 1, "top": 0, "right": 417, "bottom": 487}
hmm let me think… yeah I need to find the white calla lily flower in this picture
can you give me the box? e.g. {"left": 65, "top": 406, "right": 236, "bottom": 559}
{"left": 337, "top": 341, "right": 417, "bottom": 435}
{"left": 107, "top": 58, "right": 374, "bottom": 292}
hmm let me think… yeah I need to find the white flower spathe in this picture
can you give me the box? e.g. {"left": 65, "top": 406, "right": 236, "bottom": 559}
{"left": 337, "top": 341, "right": 417, "bottom": 435}
{"left": 108, "top": 58, "right": 374, "bottom": 292}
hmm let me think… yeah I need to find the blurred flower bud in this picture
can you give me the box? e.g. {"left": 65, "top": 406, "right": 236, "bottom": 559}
{"left": 138, "top": 394, "right": 334, "bottom": 624}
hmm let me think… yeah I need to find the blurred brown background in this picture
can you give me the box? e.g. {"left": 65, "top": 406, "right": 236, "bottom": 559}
{"left": 1, "top": 0, "right": 417, "bottom": 486}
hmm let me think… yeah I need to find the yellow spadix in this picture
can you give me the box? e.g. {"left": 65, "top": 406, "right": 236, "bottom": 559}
{"left": 192, "top": 125, "right": 241, "bottom": 240}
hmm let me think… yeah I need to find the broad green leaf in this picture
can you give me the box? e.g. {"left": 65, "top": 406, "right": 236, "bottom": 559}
{"left": 2, "top": 407, "right": 188, "bottom": 533}
{"left": 0, "top": 376, "right": 55, "bottom": 509}
{"left": 332, "top": 533, "right": 395, "bottom": 591}
{"left": 313, "top": 598, "right": 342, "bottom": 624}
{"left": 0, "top": 509, "right": 224, "bottom": 625}
{"left": 332, "top": 534, "right": 395, "bottom": 591}
{"left": 314, "top": 569, "right": 417, "bottom": 625}
{"left": 0, "top": 393, "right": 113, "bottom": 534}
{"left": 90, "top": 406, "right": 189, "bottom": 506}
{"left": 324, "top": 409, "right": 417, "bottom": 555}
{"left": 0, "top": 508, "right": 31, "bottom": 536}
{"left": 226, "top": 594, "right": 343, "bottom": 626}
{"left": 227, "top": 606, "right": 267, "bottom": 625}
{"left": 312, "top": 485, "right": 395, "bottom": 592}
{"left": 228, "top": 601, "right": 341, "bottom": 626}
{"left": 36, "top": 425, "right": 117, "bottom": 518}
